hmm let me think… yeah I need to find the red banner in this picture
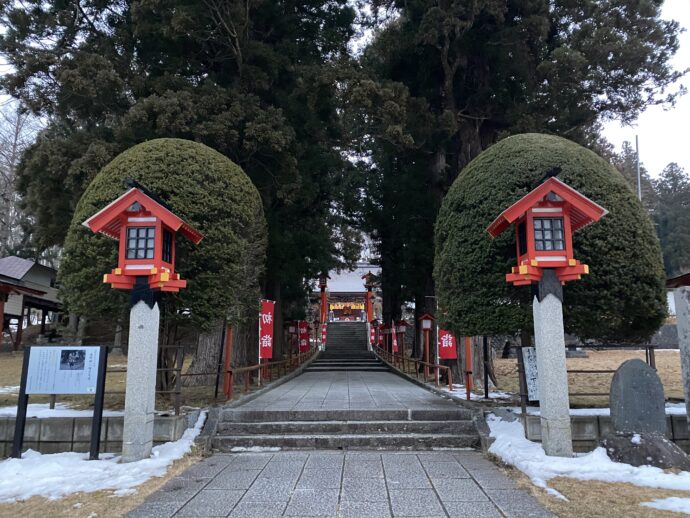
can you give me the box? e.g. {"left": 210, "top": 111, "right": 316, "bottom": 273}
{"left": 321, "top": 323, "right": 327, "bottom": 345}
{"left": 298, "top": 320, "right": 309, "bottom": 353}
{"left": 391, "top": 323, "right": 399, "bottom": 353}
{"left": 438, "top": 329, "right": 458, "bottom": 359}
{"left": 369, "top": 326, "right": 375, "bottom": 346}
{"left": 378, "top": 326, "right": 384, "bottom": 347}
{"left": 259, "top": 300, "right": 275, "bottom": 359}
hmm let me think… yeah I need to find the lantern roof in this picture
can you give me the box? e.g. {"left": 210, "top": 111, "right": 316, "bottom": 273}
{"left": 487, "top": 177, "right": 607, "bottom": 238}
{"left": 83, "top": 187, "right": 203, "bottom": 244}
{"left": 418, "top": 313, "right": 436, "bottom": 322}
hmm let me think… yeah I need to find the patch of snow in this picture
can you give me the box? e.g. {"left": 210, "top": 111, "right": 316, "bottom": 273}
{"left": 631, "top": 434, "right": 642, "bottom": 445}
{"left": 487, "top": 414, "right": 690, "bottom": 494}
{"left": 440, "top": 386, "right": 515, "bottom": 400}
{"left": 0, "top": 386, "right": 19, "bottom": 394}
{"left": 641, "top": 497, "right": 690, "bottom": 514}
{"left": 505, "top": 403, "right": 687, "bottom": 417}
{"left": 0, "top": 411, "right": 206, "bottom": 502}
{"left": 230, "top": 446, "right": 281, "bottom": 453}
{"left": 0, "top": 404, "right": 123, "bottom": 418}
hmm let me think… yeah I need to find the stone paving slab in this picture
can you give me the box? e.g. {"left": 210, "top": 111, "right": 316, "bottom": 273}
{"left": 126, "top": 451, "right": 554, "bottom": 517}
{"left": 234, "top": 371, "right": 458, "bottom": 411}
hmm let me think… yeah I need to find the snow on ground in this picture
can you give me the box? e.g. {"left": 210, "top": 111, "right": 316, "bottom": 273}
{"left": 440, "top": 386, "right": 514, "bottom": 401}
{"left": 487, "top": 414, "right": 690, "bottom": 495}
{"left": 641, "top": 497, "right": 690, "bottom": 514}
{"left": 0, "top": 387, "right": 19, "bottom": 394}
{"left": 0, "top": 411, "right": 206, "bottom": 502}
{"left": 0, "top": 404, "right": 123, "bottom": 418}
{"left": 506, "top": 403, "right": 687, "bottom": 416}
{"left": 230, "top": 446, "right": 281, "bottom": 453}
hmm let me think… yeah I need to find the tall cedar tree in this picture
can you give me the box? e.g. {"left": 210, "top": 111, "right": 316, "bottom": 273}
{"left": 347, "top": 0, "right": 682, "bottom": 330}
{"left": 654, "top": 163, "right": 690, "bottom": 277}
{"left": 1, "top": 1, "right": 360, "bottom": 359}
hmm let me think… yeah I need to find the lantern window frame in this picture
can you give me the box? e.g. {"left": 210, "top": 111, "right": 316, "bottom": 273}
{"left": 126, "top": 226, "right": 156, "bottom": 260}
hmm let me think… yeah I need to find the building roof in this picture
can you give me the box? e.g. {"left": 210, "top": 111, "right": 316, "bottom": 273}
{"left": 667, "top": 273, "right": 690, "bottom": 288}
{"left": 487, "top": 177, "right": 608, "bottom": 237}
{"left": 325, "top": 263, "right": 381, "bottom": 293}
{"left": 0, "top": 256, "right": 37, "bottom": 280}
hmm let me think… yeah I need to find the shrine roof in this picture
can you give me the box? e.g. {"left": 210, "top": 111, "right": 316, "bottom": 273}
{"left": 324, "top": 264, "right": 381, "bottom": 293}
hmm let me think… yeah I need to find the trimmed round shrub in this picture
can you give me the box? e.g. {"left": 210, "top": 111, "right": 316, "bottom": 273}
{"left": 59, "top": 138, "right": 267, "bottom": 330}
{"left": 434, "top": 133, "right": 666, "bottom": 341}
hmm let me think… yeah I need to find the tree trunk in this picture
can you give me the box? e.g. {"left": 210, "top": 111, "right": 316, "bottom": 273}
{"left": 183, "top": 321, "right": 224, "bottom": 387}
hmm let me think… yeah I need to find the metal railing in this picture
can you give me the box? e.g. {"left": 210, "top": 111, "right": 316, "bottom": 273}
{"left": 373, "top": 344, "right": 454, "bottom": 392}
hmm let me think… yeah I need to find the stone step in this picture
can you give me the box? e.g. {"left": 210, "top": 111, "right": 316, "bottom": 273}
{"left": 305, "top": 367, "right": 389, "bottom": 372}
{"left": 216, "top": 420, "right": 476, "bottom": 435}
{"left": 212, "top": 433, "right": 479, "bottom": 450}
{"left": 221, "top": 408, "right": 475, "bottom": 422}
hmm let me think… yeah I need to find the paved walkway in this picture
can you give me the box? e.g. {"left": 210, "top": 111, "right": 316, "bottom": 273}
{"left": 127, "top": 451, "right": 553, "bottom": 518}
{"left": 238, "top": 371, "right": 458, "bottom": 411}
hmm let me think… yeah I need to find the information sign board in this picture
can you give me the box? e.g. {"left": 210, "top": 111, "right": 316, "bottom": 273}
{"left": 522, "top": 346, "right": 539, "bottom": 401}
{"left": 26, "top": 346, "right": 101, "bottom": 395}
{"left": 12, "top": 345, "right": 108, "bottom": 460}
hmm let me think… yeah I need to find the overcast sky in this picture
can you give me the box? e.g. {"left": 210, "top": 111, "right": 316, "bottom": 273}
{"left": 602, "top": 0, "right": 690, "bottom": 178}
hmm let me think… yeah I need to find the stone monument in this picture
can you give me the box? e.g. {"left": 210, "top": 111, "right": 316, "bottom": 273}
{"left": 603, "top": 359, "right": 690, "bottom": 470}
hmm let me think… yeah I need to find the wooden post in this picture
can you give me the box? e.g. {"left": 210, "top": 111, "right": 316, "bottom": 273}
{"left": 423, "top": 329, "right": 430, "bottom": 379}
{"left": 222, "top": 324, "right": 233, "bottom": 399}
{"left": 464, "top": 336, "right": 473, "bottom": 400}
{"left": 40, "top": 310, "right": 47, "bottom": 334}
{"left": 14, "top": 305, "right": 26, "bottom": 350}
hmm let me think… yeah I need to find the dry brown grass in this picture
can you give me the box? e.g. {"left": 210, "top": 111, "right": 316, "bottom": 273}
{"left": 501, "top": 464, "right": 690, "bottom": 518}
{"left": 494, "top": 349, "right": 683, "bottom": 407}
{"left": 0, "top": 450, "right": 202, "bottom": 518}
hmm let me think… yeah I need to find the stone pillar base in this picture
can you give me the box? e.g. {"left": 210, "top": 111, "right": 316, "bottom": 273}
{"left": 540, "top": 416, "right": 574, "bottom": 457}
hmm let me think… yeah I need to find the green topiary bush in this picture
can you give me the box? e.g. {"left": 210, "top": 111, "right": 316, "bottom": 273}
{"left": 59, "top": 138, "right": 267, "bottom": 330}
{"left": 434, "top": 133, "right": 666, "bottom": 342}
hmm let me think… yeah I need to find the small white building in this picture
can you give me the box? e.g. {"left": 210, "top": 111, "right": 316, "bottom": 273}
{"left": 0, "top": 256, "right": 60, "bottom": 346}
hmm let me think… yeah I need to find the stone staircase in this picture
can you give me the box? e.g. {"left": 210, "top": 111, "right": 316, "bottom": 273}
{"left": 211, "top": 321, "right": 480, "bottom": 451}
{"left": 306, "top": 321, "right": 387, "bottom": 372}
{"left": 212, "top": 407, "right": 480, "bottom": 450}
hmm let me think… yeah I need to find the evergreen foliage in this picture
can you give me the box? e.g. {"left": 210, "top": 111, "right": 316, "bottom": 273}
{"left": 59, "top": 139, "right": 267, "bottom": 330}
{"left": 348, "top": 0, "right": 682, "bottom": 321}
{"left": 434, "top": 133, "right": 667, "bottom": 342}
{"left": 654, "top": 163, "right": 690, "bottom": 277}
{"left": 2, "top": 0, "right": 359, "bottom": 319}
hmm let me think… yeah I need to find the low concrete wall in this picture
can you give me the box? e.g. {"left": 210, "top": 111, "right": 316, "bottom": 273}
{"left": 3, "top": 415, "right": 187, "bottom": 456}
{"left": 525, "top": 414, "right": 689, "bottom": 453}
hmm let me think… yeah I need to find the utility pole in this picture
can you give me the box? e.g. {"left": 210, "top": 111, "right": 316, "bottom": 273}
{"left": 636, "top": 135, "right": 642, "bottom": 201}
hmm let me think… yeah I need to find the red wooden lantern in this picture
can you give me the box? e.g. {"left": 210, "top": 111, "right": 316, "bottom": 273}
{"left": 83, "top": 185, "right": 203, "bottom": 292}
{"left": 418, "top": 313, "right": 435, "bottom": 330}
{"left": 487, "top": 178, "right": 607, "bottom": 286}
